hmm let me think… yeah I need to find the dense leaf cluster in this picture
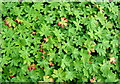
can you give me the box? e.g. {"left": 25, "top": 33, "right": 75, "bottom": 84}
{"left": 1, "top": 2, "right": 120, "bottom": 82}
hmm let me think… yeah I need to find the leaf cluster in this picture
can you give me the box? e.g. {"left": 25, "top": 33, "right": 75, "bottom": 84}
{"left": 1, "top": 2, "right": 119, "bottom": 82}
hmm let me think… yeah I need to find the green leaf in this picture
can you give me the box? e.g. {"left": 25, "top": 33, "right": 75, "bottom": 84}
{"left": 65, "top": 70, "right": 75, "bottom": 81}
{"left": 80, "top": 49, "right": 91, "bottom": 64}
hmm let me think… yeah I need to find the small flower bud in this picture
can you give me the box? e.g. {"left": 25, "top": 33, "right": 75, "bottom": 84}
{"left": 90, "top": 79, "right": 94, "bottom": 82}
{"left": 89, "top": 61, "right": 92, "bottom": 64}
{"left": 49, "top": 62, "right": 54, "bottom": 67}
{"left": 40, "top": 44, "right": 42, "bottom": 48}
{"left": 8, "top": 24, "right": 11, "bottom": 28}
{"left": 49, "top": 78, "right": 54, "bottom": 82}
{"left": 40, "top": 49, "right": 43, "bottom": 52}
{"left": 41, "top": 56, "right": 45, "bottom": 59}
{"left": 41, "top": 67, "right": 44, "bottom": 69}
{"left": 102, "top": 10, "right": 105, "bottom": 13}
{"left": 4, "top": 22, "right": 9, "bottom": 25}
{"left": 110, "top": 57, "right": 116, "bottom": 63}
{"left": 94, "top": 4, "right": 98, "bottom": 7}
{"left": 93, "top": 77, "right": 96, "bottom": 79}
{"left": 88, "top": 50, "right": 91, "bottom": 55}
{"left": 32, "top": 66, "right": 36, "bottom": 70}
{"left": 31, "top": 32, "right": 36, "bottom": 35}
{"left": 28, "top": 64, "right": 36, "bottom": 71}
{"left": 96, "top": 22, "right": 98, "bottom": 24}
{"left": 58, "top": 22, "right": 61, "bottom": 26}
{"left": 10, "top": 76, "right": 15, "bottom": 78}
{"left": 65, "top": 19, "right": 68, "bottom": 22}
{"left": 61, "top": 17, "right": 66, "bottom": 20}
{"left": 61, "top": 24, "right": 64, "bottom": 28}
{"left": 64, "top": 23, "right": 68, "bottom": 26}
{"left": 42, "top": 51, "right": 46, "bottom": 54}
{"left": 44, "top": 38, "right": 48, "bottom": 42}
{"left": 48, "top": 36, "right": 52, "bottom": 38}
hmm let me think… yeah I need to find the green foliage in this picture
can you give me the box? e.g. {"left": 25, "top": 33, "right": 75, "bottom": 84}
{"left": 1, "top": 2, "right": 119, "bottom": 82}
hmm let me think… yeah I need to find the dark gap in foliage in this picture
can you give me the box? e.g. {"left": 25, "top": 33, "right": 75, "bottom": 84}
{"left": 72, "top": 56, "right": 76, "bottom": 61}
{"left": 106, "top": 47, "right": 111, "bottom": 53}
{"left": 2, "top": 14, "right": 7, "bottom": 20}
{"left": 111, "top": 33, "right": 115, "bottom": 36}
{"left": 55, "top": 49, "right": 59, "bottom": 54}
{"left": 72, "top": 78, "right": 78, "bottom": 83}
{"left": 17, "top": 33, "right": 20, "bottom": 36}
{"left": 2, "top": 2, "right": 5, "bottom": 5}
{"left": 73, "top": 44, "right": 81, "bottom": 51}
{"left": 32, "top": 37, "right": 34, "bottom": 39}
{"left": 54, "top": 62, "right": 60, "bottom": 69}
{"left": 82, "top": 47, "right": 87, "bottom": 50}
{"left": 2, "top": 70, "right": 4, "bottom": 74}
{"left": 80, "top": 24, "right": 85, "bottom": 27}
{"left": 12, "top": 38, "right": 14, "bottom": 41}
{"left": 37, "top": 65, "right": 41, "bottom": 69}
{"left": 110, "top": 67, "right": 118, "bottom": 74}
{"left": 43, "top": 2, "right": 50, "bottom": 8}
{"left": 97, "top": 21, "right": 103, "bottom": 28}
{"left": 32, "top": 30, "right": 36, "bottom": 32}
{"left": 16, "top": 3, "right": 22, "bottom": 7}
{"left": 3, "top": 37, "right": 6, "bottom": 40}
{"left": 1, "top": 53, "right": 4, "bottom": 56}
{"left": 53, "top": 46, "right": 59, "bottom": 53}
{"left": 70, "top": 53, "right": 72, "bottom": 57}
{"left": 94, "top": 39, "right": 98, "bottom": 44}
{"left": 91, "top": 50, "right": 98, "bottom": 56}
{"left": 30, "top": 43, "right": 35, "bottom": 47}
{"left": 78, "top": 47, "right": 81, "bottom": 51}
{"left": 25, "top": 36, "right": 28, "bottom": 39}
{"left": 40, "top": 12, "right": 44, "bottom": 15}
{"left": 40, "top": 35, "right": 45, "bottom": 42}
{"left": 58, "top": 54, "right": 60, "bottom": 57}
{"left": 79, "top": 15, "right": 84, "bottom": 17}
{"left": 21, "top": 13, "right": 27, "bottom": 17}
{"left": 68, "top": 14, "right": 75, "bottom": 18}
{"left": 7, "top": 9, "right": 10, "bottom": 13}
{"left": 113, "top": 26, "right": 119, "bottom": 30}
{"left": 30, "top": 53, "right": 33, "bottom": 57}
{"left": 34, "top": 60, "right": 38, "bottom": 65}
{"left": 28, "top": 2, "right": 34, "bottom": 7}
{"left": 85, "top": 3, "right": 89, "bottom": 6}
{"left": 16, "top": 66, "right": 20, "bottom": 68}
{"left": 82, "top": 25, "right": 87, "bottom": 34}
{"left": 4, "top": 63, "right": 10, "bottom": 66}
{"left": 62, "top": 49, "right": 66, "bottom": 54}
{"left": 73, "top": 2, "right": 80, "bottom": 7}
{"left": 63, "top": 39, "right": 67, "bottom": 43}
{"left": 52, "top": 8, "right": 56, "bottom": 11}
{"left": 30, "top": 20, "right": 34, "bottom": 23}
{"left": 24, "top": 74, "right": 28, "bottom": 76}
{"left": 104, "top": 14, "right": 109, "bottom": 19}
{"left": 112, "top": 70, "right": 118, "bottom": 74}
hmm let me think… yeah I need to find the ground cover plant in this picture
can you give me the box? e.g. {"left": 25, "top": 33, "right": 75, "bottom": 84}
{"left": 1, "top": 1, "right": 120, "bottom": 82}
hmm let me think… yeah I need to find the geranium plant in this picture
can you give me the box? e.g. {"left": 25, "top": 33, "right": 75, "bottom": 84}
{"left": 1, "top": 1, "right": 119, "bottom": 83}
